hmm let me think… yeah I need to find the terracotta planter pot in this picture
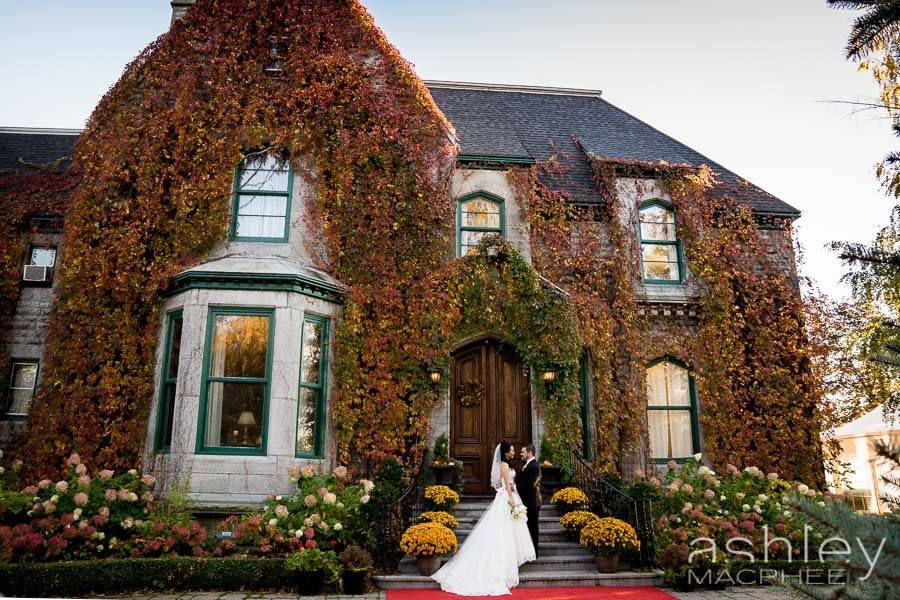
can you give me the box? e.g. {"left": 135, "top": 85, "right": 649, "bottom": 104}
{"left": 595, "top": 554, "right": 619, "bottom": 573}
{"left": 417, "top": 555, "right": 442, "bottom": 576}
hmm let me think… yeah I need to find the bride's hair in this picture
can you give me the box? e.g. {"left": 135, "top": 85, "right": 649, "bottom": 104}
{"left": 498, "top": 440, "right": 512, "bottom": 464}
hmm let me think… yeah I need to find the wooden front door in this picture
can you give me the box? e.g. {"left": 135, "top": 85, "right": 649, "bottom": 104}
{"left": 451, "top": 338, "right": 531, "bottom": 494}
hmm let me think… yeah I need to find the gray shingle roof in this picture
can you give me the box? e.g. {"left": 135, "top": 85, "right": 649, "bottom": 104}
{"left": 0, "top": 128, "right": 79, "bottom": 173}
{"left": 0, "top": 83, "right": 799, "bottom": 216}
{"left": 426, "top": 83, "right": 799, "bottom": 216}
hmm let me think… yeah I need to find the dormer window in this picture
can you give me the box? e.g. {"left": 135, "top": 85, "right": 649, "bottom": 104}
{"left": 457, "top": 192, "right": 505, "bottom": 256}
{"left": 638, "top": 200, "right": 683, "bottom": 283}
{"left": 231, "top": 153, "right": 293, "bottom": 242}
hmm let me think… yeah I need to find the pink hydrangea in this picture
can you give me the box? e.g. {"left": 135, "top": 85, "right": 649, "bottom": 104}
{"left": 66, "top": 453, "right": 81, "bottom": 466}
{"left": 99, "top": 470, "right": 114, "bottom": 480}
{"left": 304, "top": 527, "right": 315, "bottom": 539}
{"left": 105, "top": 489, "right": 118, "bottom": 502}
{"left": 38, "top": 479, "right": 52, "bottom": 489}
{"left": 56, "top": 481, "right": 69, "bottom": 493}
{"left": 304, "top": 495, "right": 317, "bottom": 507}
{"left": 77, "top": 475, "right": 91, "bottom": 488}
{"left": 141, "top": 474, "right": 156, "bottom": 487}
{"left": 333, "top": 466, "right": 348, "bottom": 479}
{"left": 323, "top": 492, "right": 337, "bottom": 505}
{"left": 667, "top": 460, "right": 678, "bottom": 470}
{"left": 704, "top": 489, "right": 715, "bottom": 500}
{"left": 767, "top": 472, "right": 779, "bottom": 481}
{"left": 74, "top": 492, "right": 89, "bottom": 507}
{"left": 22, "top": 485, "right": 38, "bottom": 496}
{"left": 275, "top": 504, "right": 289, "bottom": 519}
{"left": 304, "top": 539, "right": 317, "bottom": 549}
{"left": 75, "top": 463, "right": 87, "bottom": 475}
{"left": 300, "top": 464, "right": 316, "bottom": 478}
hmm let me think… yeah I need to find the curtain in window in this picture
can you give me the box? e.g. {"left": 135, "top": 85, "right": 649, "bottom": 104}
{"left": 646, "top": 361, "right": 694, "bottom": 459}
{"left": 236, "top": 195, "right": 287, "bottom": 238}
{"left": 205, "top": 326, "right": 227, "bottom": 447}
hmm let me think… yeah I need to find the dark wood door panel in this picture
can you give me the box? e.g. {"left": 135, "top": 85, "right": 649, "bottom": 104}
{"left": 451, "top": 339, "right": 531, "bottom": 494}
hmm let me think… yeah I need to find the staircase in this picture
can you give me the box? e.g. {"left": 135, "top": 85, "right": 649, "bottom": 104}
{"left": 374, "top": 495, "right": 663, "bottom": 590}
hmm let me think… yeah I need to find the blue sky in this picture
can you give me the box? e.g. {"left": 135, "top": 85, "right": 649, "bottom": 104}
{"left": 1, "top": 1, "right": 894, "bottom": 298}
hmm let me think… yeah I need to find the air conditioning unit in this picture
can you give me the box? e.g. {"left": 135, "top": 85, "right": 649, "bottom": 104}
{"left": 22, "top": 265, "right": 51, "bottom": 283}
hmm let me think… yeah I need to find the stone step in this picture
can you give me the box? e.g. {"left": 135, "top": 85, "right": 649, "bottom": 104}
{"left": 374, "top": 569, "right": 664, "bottom": 590}
{"left": 398, "top": 554, "right": 596, "bottom": 574}
{"left": 538, "top": 541, "right": 593, "bottom": 557}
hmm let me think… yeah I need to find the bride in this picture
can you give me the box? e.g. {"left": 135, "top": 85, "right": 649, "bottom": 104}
{"left": 431, "top": 441, "right": 536, "bottom": 595}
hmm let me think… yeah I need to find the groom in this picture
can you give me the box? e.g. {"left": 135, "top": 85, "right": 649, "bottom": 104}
{"left": 518, "top": 444, "right": 541, "bottom": 558}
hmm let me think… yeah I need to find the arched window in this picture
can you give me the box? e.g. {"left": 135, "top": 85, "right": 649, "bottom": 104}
{"left": 646, "top": 359, "right": 699, "bottom": 462}
{"left": 457, "top": 192, "right": 505, "bottom": 256}
{"left": 638, "top": 200, "right": 683, "bottom": 283}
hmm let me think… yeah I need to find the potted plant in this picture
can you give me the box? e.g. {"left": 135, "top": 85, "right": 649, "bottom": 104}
{"left": 538, "top": 436, "right": 563, "bottom": 494}
{"left": 559, "top": 510, "right": 599, "bottom": 541}
{"left": 579, "top": 517, "right": 640, "bottom": 573}
{"left": 285, "top": 548, "right": 338, "bottom": 596}
{"left": 659, "top": 543, "right": 695, "bottom": 592}
{"left": 339, "top": 545, "right": 373, "bottom": 595}
{"left": 550, "top": 486, "right": 589, "bottom": 515}
{"left": 430, "top": 434, "right": 457, "bottom": 487}
{"left": 419, "top": 510, "right": 460, "bottom": 530}
{"left": 424, "top": 484, "right": 460, "bottom": 511}
{"left": 399, "top": 521, "right": 457, "bottom": 576}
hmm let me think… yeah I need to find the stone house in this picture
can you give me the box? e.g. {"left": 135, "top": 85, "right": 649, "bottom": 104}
{"left": 1, "top": 0, "right": 805, "bottom": 508}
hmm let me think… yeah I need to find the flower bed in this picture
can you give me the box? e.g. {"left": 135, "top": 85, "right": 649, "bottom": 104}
{"left": 644, "top": 456, "right": 829, "bottom": 583}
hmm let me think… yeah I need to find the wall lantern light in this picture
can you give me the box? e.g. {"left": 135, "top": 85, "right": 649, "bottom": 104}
{"left": 430, "top": 370, "right": 442, "bottom": 384}
{"left": 542, "top": 370, "right": 557, "bottom": 383}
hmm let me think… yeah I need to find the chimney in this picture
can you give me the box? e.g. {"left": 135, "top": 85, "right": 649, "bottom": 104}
{"left": 170, "top": 0, "right": 195, "bottom": 26}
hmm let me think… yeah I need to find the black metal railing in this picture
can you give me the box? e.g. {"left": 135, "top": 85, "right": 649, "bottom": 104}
{"left": 374, "top": 455, "right": 429, "bottom": 572}
{"left": 566, "top": 443, "right": 656, "bottom": 567}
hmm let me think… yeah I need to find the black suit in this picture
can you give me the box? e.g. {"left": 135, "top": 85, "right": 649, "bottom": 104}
{"left": 517, "top": 458, "right": 541, "bottom": 557}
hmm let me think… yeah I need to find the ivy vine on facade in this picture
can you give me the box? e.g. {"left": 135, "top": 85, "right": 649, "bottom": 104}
{"left": 0, "top": 0, "right": 826, "bottom": 506}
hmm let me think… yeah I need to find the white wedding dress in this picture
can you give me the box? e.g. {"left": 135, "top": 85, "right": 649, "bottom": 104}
{"left": 431, "top": 445, "right": 536, "bottom": 596}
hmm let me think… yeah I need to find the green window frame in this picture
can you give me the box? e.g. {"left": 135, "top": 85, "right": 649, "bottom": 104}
{"left": 295, "top": 313, "right": 330, "bottom": 458}
{"left": 637, "top": 199, "right": 684, "bottom": 285}
{"left": 230, "top": 153, "right": 293, "bottom": 243}
{"left": 456, "top": 191, "right": 506, "bottom": 257}
{"left": 646, "top": 358, "right": 700, "bottom": 464}
{"left": 195, "top": 306, "right": 275, "bottom": 456}
{"left": 4, "top": 360, "right": 38, "bottom": 420}
{"left": 154, "top": 310, "right": 183, "bottom": 453}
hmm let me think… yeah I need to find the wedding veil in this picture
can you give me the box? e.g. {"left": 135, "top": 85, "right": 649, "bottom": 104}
{"left": 489, "top": 443, "right": 503, "bottom": 489}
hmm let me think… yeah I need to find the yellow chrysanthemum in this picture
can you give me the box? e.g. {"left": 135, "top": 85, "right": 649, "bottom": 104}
{"left": 579, "top": 517, "right": 640, "bottom": 556}
{"left": 419, "top": 511, "right": 459, "bottom": 530}
{"left": 399, "top": 521, "right": 458, "bottom": 556}
{"left": 551, "top": 487, "right": 589, "bottom": 505}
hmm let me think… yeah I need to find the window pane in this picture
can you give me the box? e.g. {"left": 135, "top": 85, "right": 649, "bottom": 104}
{"left": 210, "top": 315, "right": 269, "bottom": 378}
{"left": 239, "top": 155, "right": 290, "bottom": 192}
{"left": 238, "top": 195, "right": 287, "bottom": 217}
{"left": 639, "top": 206, "right": 676, "bottom": 241}
{"left": 236, "top": 215, "right": 286, "bottom": 239}
{"left": 296, "top": 387, "right": 318, "bottom": 453}
{"left": 641, "top": 243, "right": 680, "bottom": 280}
{"left": 668, "top": 411, "right": 693, "bottom": 458}
{"left": 167, "top": 317, "right": 183, "bottom": 380}
{"left": 8, "top": 389, "right": 33, "bottom": 414}
{"left": 461, "top": 198, "right": 501, "bottom": 228}
{"left": 11, "top": 363, "right": 37, "bottom": 390}
{"left": 648, "top": 410, "right": 668, "bottom": 459}
{"left": 204, "top": 381, "right": 265, "bottom": 448}
{"left": 667, "top": 364, "right": 691, "bottom": 407}
{"left": 301, "top": 321, "right": 323, "bottom": 384}
{"left": 29, "top": 248, "right": 56, "bottom": 267}
{"left": 159, "top": 383, "right": 177, "bottom": 448}
{"left": 646, "top": 363, "right": 667, "bottom": 406}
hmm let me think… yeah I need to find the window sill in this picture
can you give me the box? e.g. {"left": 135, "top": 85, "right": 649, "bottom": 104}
{"left": 2, "top": 414, "right": 27, "bottom": 422}
{"left": 195, "top": 447, "right": 267, "bottom": 457}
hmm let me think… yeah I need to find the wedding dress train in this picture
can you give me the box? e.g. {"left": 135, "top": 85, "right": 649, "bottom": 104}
{"left": 431, "top": 448, "right": 536, "bottom": 596}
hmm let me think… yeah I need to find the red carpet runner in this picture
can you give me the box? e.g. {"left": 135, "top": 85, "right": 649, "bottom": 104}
{"left": 387, "top": 587, "right": 675, "bottom": 600}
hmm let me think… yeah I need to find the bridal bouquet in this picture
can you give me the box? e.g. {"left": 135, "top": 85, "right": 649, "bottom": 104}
{"left": 510, "top": 504, "right": 527, "bottom": 520}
